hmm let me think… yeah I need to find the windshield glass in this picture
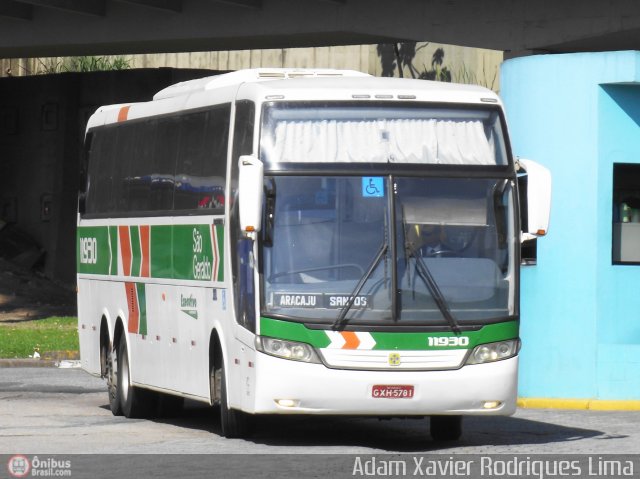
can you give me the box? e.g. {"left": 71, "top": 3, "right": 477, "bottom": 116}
{"left": 260, "top": 176, "right": 516, "bottom": 326}
{"left": 261, "top": 103, "right": 509, "bottom": 166}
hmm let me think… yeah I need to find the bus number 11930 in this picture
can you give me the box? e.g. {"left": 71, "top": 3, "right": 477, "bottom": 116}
{"left": 428, "top": 336, "right": 469, "bottom": 347}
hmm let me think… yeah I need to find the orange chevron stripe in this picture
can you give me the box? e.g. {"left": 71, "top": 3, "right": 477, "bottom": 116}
{"left": 117, "top": 105, "right": 130, "bottom": 122}
{"left": 140, "top": 225, "right": 150, "bottom": 278}
{"left": 119, "top": 226, "right": 132, "bottom": 276}
{"left": 125, "top": 282, "right": 139, "bottom": 334}
{"left": 341, "top": 331, "right": 360, "bottom": 349}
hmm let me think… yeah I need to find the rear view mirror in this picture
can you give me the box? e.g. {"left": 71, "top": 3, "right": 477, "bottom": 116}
{"left": 517, "top": 159, "right": 552, "bottom": 242}
{"left": 238, "top": 155, "right": 264, "bottom": 234}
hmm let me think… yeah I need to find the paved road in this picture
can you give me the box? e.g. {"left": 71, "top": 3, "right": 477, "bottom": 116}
{"left": 1, "top": 367, "right": 639, "bottom": 456}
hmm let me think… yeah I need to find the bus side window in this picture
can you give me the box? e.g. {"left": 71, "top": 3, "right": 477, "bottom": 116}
{"left": 174, "top": 111, "right": 208, "bottom": 211}
{"left": 87, "top": 106, "right": 234, "bottom": 216}
{"left": 87, "top": 128, "right": 117, "bottom": 214}
{"left": 124, "top": 120, "right": 155, "bottom": 213}
{"left": 173, "top": 105, "right": 230, "bottom": 212}
{"left": 83, "top": 130, "right": 102, "bottom": 214}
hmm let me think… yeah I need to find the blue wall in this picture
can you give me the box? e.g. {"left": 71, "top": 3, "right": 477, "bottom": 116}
{"left": 501, "top": 51, "right": 640, "bottom": 399}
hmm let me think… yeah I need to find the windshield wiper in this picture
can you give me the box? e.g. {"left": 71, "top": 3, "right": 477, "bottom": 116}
{"left": 405, "top": 242, "right": 461, "bottom": 335}
{"left": 332, "top": 240, "right": 388, "bottom": 331}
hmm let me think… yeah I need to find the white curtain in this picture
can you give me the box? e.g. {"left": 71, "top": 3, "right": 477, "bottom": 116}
{"left": 265, "top": 118, "right": 497, "bottom": 165}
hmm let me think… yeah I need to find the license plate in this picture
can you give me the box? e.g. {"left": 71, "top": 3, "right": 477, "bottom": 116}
{"left": 372, "top": 385, "right": 414, "bottom": 399}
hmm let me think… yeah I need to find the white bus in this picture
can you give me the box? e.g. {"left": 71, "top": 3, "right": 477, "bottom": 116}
{"left": 77, "top": 68, "right": 551, "bottom": 440}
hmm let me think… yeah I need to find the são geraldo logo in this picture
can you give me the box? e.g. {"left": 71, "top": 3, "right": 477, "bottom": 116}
{"left": 7, "top": 455, "right": 31, "bottom": 478}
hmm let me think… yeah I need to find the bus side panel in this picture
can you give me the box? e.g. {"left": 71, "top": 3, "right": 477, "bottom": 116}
{"left": 186, "top": 285, "right": 237, "bottom": 402}
{"left": 176, "top": 285, "right": 212, "bottom": 399}
{"left": 77, "top": 278, "right": 102, "bottom": 376}
{"left": 131, "top": 282, "right": 176, "bottom": 392}
{"left": 227, "top": 330, "right": 257, "bottom": 412}
{"left": 128, "top": 283, "right": 230, "bottom": 400}
{"left": 78, "top": 278, "right": 129, "bottom": 376}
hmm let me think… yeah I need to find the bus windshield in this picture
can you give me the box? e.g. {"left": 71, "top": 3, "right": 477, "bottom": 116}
{"left": 260, "top": 175, "right": 516, "bottom": 326}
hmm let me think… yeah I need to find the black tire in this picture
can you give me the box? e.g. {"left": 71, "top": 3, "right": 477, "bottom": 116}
{"left": 117, "top": 339, "right": 155, "bottom": 418}
{"left": 105, "top": 342, "right": 122, "bottom": 416}
{"left": 430, "top": 415, "right": 463, "bottom": 441}
{"left": 219, "top": 359, "right": 253, "bottom": 438}
{"left": 210, "top": 357, "right": 221, "bottom": 408}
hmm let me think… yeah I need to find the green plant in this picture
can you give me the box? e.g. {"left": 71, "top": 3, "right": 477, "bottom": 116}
{"left": 378, "top": 42, "right": 498, "bottom": 91}
{"left": 377, "top": 42, "right": 453, "bottom": 83}
{"left": 38, "top": 56, "right": 131, "bottom": 74}
{"left": 0, "top": 316, "right": 78, "bottom": 358}
{"left": 37, "top": 58, "right": 65, "bottom": 74}
{"left": 415, "top": 48, "right": 452, "bottom": 83}
{"left": 453, "top": 58, "right": 497, "bottom": 91}
{"left": 66, "top": 56, "right": 131, "bottom": 72}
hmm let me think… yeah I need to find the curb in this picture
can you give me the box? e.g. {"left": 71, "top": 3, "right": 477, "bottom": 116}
{"left": 518, "top": 397, "right": 640, "bottom": 411}
{"left": 0, "top": 350, "right": 80, "bottom": 368}
{"left": 0, "top": 358, "right": 58, "bottom": 368}
{"left": 0, "top": 358, "right": 81, "bottom": 368}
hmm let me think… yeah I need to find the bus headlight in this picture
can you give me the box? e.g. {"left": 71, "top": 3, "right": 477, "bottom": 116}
{"left": 465, "top": 339, "right": 520, "bottom": 365}
{"left": 256, "top": 337, "right": 321, "bottom": 364}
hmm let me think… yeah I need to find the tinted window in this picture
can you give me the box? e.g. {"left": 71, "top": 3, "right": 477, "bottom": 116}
{"left": 85, "top": 128, "right": 117, "bottom": 214}
{"left": 150, "top": 117, "right": 179, "bottom": 212}
{"left": 83, "top": 104, "right": 231, "bottom": 216}
{"left": 125, "top": 120, "right": 156, "bottom": 212}
{"left": 174, "top": 106, "right": 230, "bottom": 212}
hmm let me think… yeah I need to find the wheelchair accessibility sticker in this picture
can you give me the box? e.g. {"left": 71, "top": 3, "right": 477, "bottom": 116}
{"left": 362, "top": 177, "right": 384, "bottom": 198}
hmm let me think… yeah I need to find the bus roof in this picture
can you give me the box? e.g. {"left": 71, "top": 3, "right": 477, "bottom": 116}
{"left": 86, "top": 69, "right": 502, "bottom": 131}
{"left": 153, "top": 68, "right": 371, "bottom": 101}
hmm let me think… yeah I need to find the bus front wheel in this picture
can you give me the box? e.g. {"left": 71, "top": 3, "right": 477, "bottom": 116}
{"left": 430, "top": 415, "right": 463, "bottom": 441}
{"left": 219, "top": 359, "right": 253, "bottom": 438}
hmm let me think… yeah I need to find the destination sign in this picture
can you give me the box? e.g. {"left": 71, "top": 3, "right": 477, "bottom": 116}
{"left": 272, "top": 293, "right": 373, "bottom": 309}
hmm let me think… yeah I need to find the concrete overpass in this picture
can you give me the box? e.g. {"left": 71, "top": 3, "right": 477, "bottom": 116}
{"left": 1, "top": 0, "right": 640, "bottom": 58}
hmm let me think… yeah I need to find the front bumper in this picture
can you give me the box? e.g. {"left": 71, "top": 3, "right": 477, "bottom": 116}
{"left": 252, "top": 352, "right": 518, "bottom": 416}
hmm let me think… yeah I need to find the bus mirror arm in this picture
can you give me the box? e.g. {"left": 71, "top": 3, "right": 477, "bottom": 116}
{"left": 238, "top": 155, "right": 264, "bottom": 234}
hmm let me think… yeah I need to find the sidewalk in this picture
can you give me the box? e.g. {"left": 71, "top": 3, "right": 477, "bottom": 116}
{"left": 0, "top": 350, "right": 79, "bottom": 368}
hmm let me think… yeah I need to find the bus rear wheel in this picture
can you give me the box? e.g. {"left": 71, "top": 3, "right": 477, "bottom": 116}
{"left": 105, "top": 343, "right": 122, "bottom": 416}
{"left": 117, "top": 339, "right": 156, "bottom": 418}
{"left": 430, "top": 415, "right": 463, "bottom": 441}
{"left": 219, "top": 359, "right": 253, "bottom": 438}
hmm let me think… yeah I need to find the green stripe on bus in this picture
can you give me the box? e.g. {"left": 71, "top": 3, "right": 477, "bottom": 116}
{"left": 130, "top": 225, "right": 141, "bottom": 277}
{"left": 79, "top": 222, "right": 225, "bottom": 282}
{"left": 150, "top": 225, "right": 172, "bottom": 279}
{"left": 215, "top": 224, "right": 225, "bottom": 282}
{"left": 173, "top": 224, "right": 215, "bottom": 281}
{"left": 137, "top": 282, "right": 147, "bottom": 336}
{"left": 371, "top": 321, "right": 518, "bottom": 350}
{"left": 77, "top": 226, "right": 111, "bottom": 275}
{"left": 109, "top": 226, "right": 118, "bottom": 275}
{"left": 259, "top": 317, "right": 519, "bottom": 350}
